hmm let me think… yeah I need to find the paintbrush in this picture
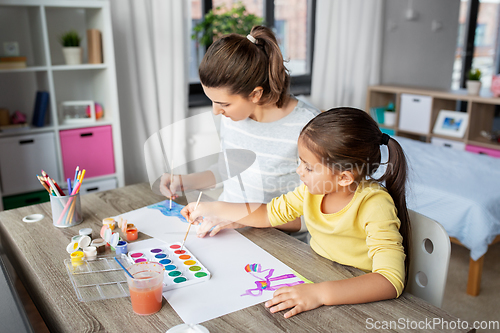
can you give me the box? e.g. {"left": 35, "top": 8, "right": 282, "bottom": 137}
{"left": 180, "top": 192, "right": 202, "bottom": 251}
{"left": 169, "top": 172, "right": 174, "bottom": 211}
{"left": 169, "top": 156, "right": 174, "bottom": 210}
{"left": 115, "top": 257, "right": 134, "bottom": 279}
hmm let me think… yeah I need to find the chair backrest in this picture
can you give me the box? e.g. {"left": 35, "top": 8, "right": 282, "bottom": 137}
{"left": 406, "top": 209, "right": 451, "bottom": 308}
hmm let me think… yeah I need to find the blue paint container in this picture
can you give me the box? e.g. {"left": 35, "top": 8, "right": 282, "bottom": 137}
{"left": 115, "top": 240, "right": 128, "bottom": 255}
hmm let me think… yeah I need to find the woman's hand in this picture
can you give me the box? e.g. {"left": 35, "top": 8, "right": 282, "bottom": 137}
{"left": 159, "top": 173, "right": 182, "bottom": 199}
{"left": 265, "top": 283, "right": 324, "bottom": 319}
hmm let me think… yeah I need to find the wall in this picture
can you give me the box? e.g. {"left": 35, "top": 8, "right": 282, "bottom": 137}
{"left": 381, "top": 0, "right": 460, "bottom": 90}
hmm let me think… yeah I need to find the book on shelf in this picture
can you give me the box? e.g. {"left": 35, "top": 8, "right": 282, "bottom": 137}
{"left": 0, "top": 56, "right": 27, "bottom": 69}
{"left": 32, "top": 91, "right": 49, "bottom": 127}
{"left": 0, "top": 123, "right": 30, "bottom": 133}
{"left": 0, "top": 62, "right": 26, "bottom": 69}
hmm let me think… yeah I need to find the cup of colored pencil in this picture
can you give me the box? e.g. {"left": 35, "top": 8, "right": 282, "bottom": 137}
{"left": 37, "top": 166, "right": 86, "bottom": 228}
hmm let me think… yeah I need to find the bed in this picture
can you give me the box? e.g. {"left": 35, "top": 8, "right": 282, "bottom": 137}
{"left": 386, "top": 136, "right": 500, "bottom": 296}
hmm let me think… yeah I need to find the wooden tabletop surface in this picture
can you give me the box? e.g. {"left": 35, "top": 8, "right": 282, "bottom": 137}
{"left": 0, "top": 183, "right": 473, "bottom": 333}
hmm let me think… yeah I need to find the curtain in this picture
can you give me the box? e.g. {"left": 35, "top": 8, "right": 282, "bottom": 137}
{"left": 110, "top": 0, "right": 189, "bottom": 185}
{"left": 310, "top": 0, "right": 383, "bottom": 111}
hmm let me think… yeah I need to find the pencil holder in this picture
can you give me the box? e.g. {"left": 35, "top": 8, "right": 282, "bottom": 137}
{"left": 50, "top": 192, "right": 83, "bottom": 228}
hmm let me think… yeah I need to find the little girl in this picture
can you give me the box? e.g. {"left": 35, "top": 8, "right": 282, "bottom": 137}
{"left": 161, "top": 25, "right": 320, "bottom": 237}
{"left": 181, "top": 107, "right": 410, "bottom": 319}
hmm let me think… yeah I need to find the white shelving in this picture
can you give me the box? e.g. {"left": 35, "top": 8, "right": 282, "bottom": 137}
{"left": 366, "top": 85, "right": 500, "bottom": 154}
{"left": 0, "top": 0, "right": 124, "bottom": 210}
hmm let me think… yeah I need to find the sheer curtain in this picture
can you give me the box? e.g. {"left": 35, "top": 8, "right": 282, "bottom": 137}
{"left": 110, "top": 0, "right": 189, "bottom": 185}
{"left": 310, "top": 0, "right": 383, "bottom": 110}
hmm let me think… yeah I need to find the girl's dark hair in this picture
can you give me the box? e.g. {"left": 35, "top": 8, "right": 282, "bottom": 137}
{"left": 199, "top": 25, "right": 290, "bottom": 108}
{"left": 300, "top": 107, "right": 411, "bottom": 289}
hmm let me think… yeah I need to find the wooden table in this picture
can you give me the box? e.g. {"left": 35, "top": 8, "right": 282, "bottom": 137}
{"left": 0, "top": 183, "right": 473, "bottom": 333}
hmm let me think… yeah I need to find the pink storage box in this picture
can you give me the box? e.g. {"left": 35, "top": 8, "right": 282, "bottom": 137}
{"left": 465, "top": 144, "right": 500, "bottom": 159}
{"left": 60, "top": 125, "right": 115, "bottom": 179}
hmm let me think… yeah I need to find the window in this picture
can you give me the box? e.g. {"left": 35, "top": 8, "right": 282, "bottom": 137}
{"left": 452, "top": 0, "right": 500, "bottom": 91}
{"left": 189, "top": 0, "right": 316, "bottom": 106}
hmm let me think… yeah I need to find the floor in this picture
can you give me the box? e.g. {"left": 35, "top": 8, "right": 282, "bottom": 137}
{"left": 441, "top": 242, "right": 500, "bottom": 333}
{"left": 4, "top": 239, "right": 500, "bottom": 332}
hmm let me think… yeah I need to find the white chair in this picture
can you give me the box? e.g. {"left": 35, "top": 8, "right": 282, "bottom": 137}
{"left": 406, "top": 209, "right": 451, "bottom": 308}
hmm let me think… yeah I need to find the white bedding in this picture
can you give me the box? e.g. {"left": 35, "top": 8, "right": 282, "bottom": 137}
{"left": 380, "top": 136, "right": 500, "bottom": 260}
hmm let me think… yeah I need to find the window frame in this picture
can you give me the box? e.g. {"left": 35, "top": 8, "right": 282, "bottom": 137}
{"left": 189, "top": 0, "right": 317, "bottom": 107}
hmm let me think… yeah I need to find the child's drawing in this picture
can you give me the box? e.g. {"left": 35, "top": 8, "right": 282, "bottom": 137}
{"left": 148, "top": 200, "right": 187, "bottom": 222}
{"left": 241, "top": 263, "right": 305, "bottom": 297}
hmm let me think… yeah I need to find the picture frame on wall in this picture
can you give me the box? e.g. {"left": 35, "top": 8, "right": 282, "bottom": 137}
{"left": 432, "top": 110, "right": 469, "bottom": 138}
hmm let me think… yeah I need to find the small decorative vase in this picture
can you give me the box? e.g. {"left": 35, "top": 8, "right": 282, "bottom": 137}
{"left": 466, "top": 80, "right": 481, "bottom": 95}
{"left": 384, "top": 111, "right": 396, "bottom": 127}
{"left": 62, "top": 47, "right": 82, "bottom": 65}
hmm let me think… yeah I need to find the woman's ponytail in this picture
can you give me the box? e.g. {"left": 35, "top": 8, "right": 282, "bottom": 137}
{"left": 199, "top": 26, "right": 290, "bottom": 109}
{"left": 249, "top": 26, "right": 290, "bottom": 108}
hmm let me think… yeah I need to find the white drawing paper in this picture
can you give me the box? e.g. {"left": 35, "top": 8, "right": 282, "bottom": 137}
{"left": 117, "top": 201, "right": 309, "bottom": 324}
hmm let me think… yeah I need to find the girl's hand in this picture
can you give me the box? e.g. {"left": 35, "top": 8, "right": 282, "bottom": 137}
{"left": 265, "top": 283, "right": 324, "bottom": 319}
{"left": 159, "top": 173, "right": 181, "bottom": 199}
{"left": 197, "top": 217, "right": 246, "bottom": 237}
{"left": 180, "top": 201, "right": 217, "bottom": 224}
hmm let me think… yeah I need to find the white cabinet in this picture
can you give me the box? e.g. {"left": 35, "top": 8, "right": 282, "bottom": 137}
{"left": 366, "top": 85, "right": 500, "bottom": 154}
{"left": 399, "top": 94, "right": 433, "bottom": 135}
{"left": 0, "top": 0, "right": 123, "bottom": 209}
{"left": 0, "top": 132, "right": 59, "bottom": 195}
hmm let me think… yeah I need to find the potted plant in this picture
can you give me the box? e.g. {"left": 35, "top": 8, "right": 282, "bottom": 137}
{"left": 384, "top": 102, "right": 396, "bottom": 127}
{"left": 192, "top": 3, "right": 263, "bottom": 63}
{"left": 59, "top": 30, "right": 82, "bottom": 65}
{"left": 466, "top": 68, "right": 482, "bottom": 95}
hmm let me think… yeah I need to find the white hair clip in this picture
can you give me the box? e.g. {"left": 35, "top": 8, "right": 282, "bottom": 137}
{"left": 247, "top": 34, "right": 256, "bottom": 44}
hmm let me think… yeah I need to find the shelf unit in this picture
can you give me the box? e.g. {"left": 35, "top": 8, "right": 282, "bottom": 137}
{"left": 0, "top": 0, "right": 124, "bottom": 210}
{"left": 366, "top": 85, "right": 500, "bottom": 153}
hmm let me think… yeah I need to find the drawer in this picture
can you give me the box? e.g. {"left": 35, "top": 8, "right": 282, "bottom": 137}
{"left": 399, "top": 94, "right": 432, "bottom": 135}
{"left": 78, "top": 178, "right": 117, "bottom": 195}
{"left": 465, "top": 144, "right": 500, "bottom": 158}
{"left": 2, "top": 190, "right": 50, "bottom": 210}
{"left": 60, "top": 125, "right": 115, "bottom": 179}
{"left": 0, "top": 132, "right": 59, "bottom": 195}
{"left": 431, "top": 137, "right": 465, "bottom": 150}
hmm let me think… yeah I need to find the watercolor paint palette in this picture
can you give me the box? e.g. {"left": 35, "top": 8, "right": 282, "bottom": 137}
{"left": 127, "top": 242, "right": 211, "bottom": 291}
{"left": 64, "top": 254, "right": 131, "bottom": 302}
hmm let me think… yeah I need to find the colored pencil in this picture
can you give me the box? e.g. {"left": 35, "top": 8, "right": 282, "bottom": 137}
{"left": 56, "top": 182, "right": 81, "bottom": 225}
{"left": 73, "top": 166, "right": 79, "bottom": 188}
{"left": 42, "top": 170, "right": 64, "bottom": 196}
{"left": 79, "top": 169, "right": 86, "bottom": 184}
{"left": 37, "top": 175, "right": 51, "bottom": 194}
{"left": 67, "top": 178, "right": 72, "bottom": 194}
{"left": 180, "top": 192, "right": 202, "bottom": 252}
{"left": 66, "top": 170, "right": 86, "bottom": 224}
{"left": 66, "top": 199, "right": 75, "bottom": 224}
{"left": 39, "top": 173, "right": 53, "bottom": 195}
{"left": 52, "top": 178, "right": 65, "bottom": 196}
{"left": 47, "top": 177, "right": 61, "bottom": 197}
